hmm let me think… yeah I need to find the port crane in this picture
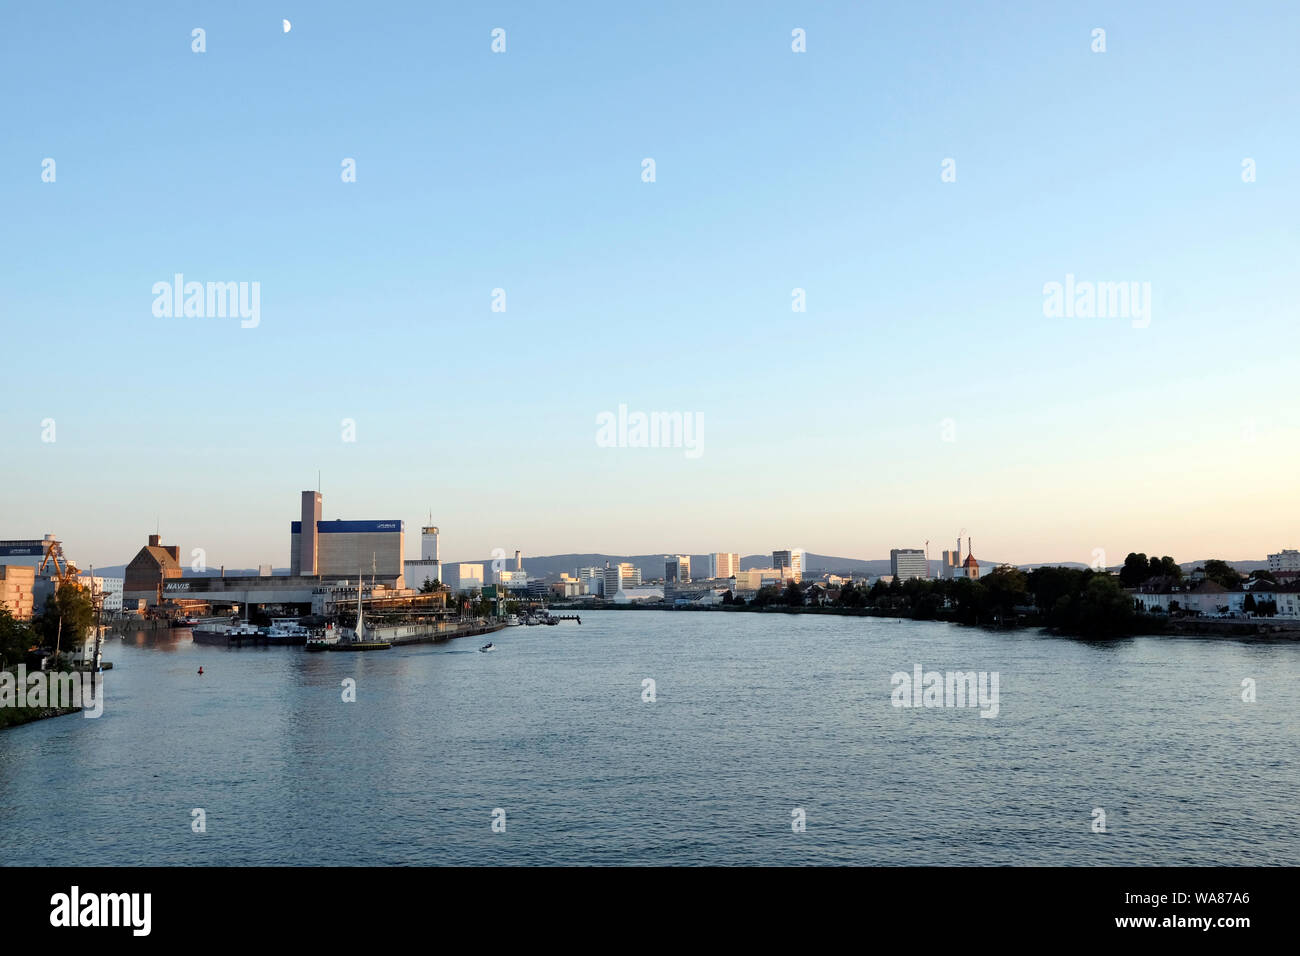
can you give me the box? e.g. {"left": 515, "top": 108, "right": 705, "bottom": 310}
{"left": 37, "top": 538, "right": 82, "bottom": 590}
{"left": 37, "top": 538, "right": 84, "bottom": 670}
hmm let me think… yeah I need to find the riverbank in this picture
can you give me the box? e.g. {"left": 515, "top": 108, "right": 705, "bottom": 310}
{"left": 550, "top": 600, "right": 1181, "bottom": 637}
{"left": 0, "top": 704, "right": 80, "bottom": 731}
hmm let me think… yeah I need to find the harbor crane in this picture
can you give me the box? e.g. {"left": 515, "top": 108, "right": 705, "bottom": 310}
{"left": 37, "top": 538, "right": 82, "bottom": 590}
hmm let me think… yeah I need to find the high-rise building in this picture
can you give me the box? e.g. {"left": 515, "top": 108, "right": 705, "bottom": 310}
{"left": 890, "top": 548, "right": 929, "bottom": 581}
{"left": 577, "top": 567, "right": 604, "bottom": 595}
{"left": 666, "top": 555, "right": 691, "bottom": 584}
{"left": 1268, "top": 550, "right": 1300, "bottom": 573}
{"left": 772, "top": 549, "right": 804, "bottom": 582}
{"left": 603, "top": 562, "right": 639, "bottom": 596}
{"left": 290, "top": 492, "right": 403, "bottom": 579}
{"left": 709, "top": 552, "right": 740, "bottom": 579}
{"left": 298, "top": 491, "right": 322, "bottom": 575}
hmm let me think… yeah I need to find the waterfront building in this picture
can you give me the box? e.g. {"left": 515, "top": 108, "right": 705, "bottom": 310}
{"left": 665, "top": 555, "right": 691, "bottom": 584}
{"left": 123, "top": 533, "right": 185, "bottom": 606}
{"left": 289, "top": 491, "right": 404, "bottom": 580}
{"left": 612, "top": 586, "right": 665, "bottom": 604}
{"left": 772, "top": 549, "right": 804, "bottom": 582}
{"left": 552, "top": 573, "right": 581, "bottom": 599}
{"left": 603, "top": 562, "right": 639, "bottom": 596}
{"left": 577, "top": 567, "right": 604, "bottom": 595}
{"left": 0, "top": 565, "right": 37, "bottom": 620}
{"left": 404, "top": 524, "right": 443, "bottom": 593}
{"left": 890, "top": 548, "right": 929, "bottom": 581}
{"left": 445, "top": 564, "right": 484, "bottom": 593}
{"left": 0, "top": 536, "right": 57, "bottom": 570}
{"left": 495, "top": 569, "right": 529, "bottom": 590}
{"left": 709, "top": 552, "right": 740, "bottom": 579}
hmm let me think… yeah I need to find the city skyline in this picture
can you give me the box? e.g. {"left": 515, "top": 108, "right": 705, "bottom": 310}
{"left": 4, "top": 1, "right": 1298, "bottom": 569}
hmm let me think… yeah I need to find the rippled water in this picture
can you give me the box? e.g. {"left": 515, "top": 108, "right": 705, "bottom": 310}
{"left": 1, "top": 610, "right": 1297, "bottom": 865}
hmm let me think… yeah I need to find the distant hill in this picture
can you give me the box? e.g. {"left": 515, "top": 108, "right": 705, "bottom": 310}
{"left": 85, "top": 555, "right": 1273, "bottom": 583}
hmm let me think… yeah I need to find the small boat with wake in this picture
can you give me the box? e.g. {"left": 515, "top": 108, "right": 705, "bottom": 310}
{"left": 479, "top": 642, "right": 496, "bottom": 652}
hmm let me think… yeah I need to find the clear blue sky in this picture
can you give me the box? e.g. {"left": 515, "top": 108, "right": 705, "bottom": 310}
{"left": 3, "top": 1, "right": 1298, "bottom": 570}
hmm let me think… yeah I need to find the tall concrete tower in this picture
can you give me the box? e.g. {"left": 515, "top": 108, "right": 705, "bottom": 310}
{"left": 515, "top": 550, "right": 522, "bottom": 571}
{"left": 299, "top": 491, "right": 322, "bottom": 575}
{"left": 421, "top": 526, "right": 439, "bottom": 562}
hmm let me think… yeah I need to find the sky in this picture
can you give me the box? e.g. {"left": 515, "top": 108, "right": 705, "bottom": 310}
{"left": 2, "top": 1, "right": 1298, "bottom": 570}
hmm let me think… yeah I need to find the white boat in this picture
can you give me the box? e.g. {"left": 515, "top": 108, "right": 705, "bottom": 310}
{"left": 266, "top": 619, "right": 310, "bottom": 642}
{"left": 505, "top": 614, "right": 522, "bottom": 626}
{"left": 479, "top": 642, "right": 496, "bottom": 652}
{"left": 305, "top": 623, "right": 342, "bottom": 652}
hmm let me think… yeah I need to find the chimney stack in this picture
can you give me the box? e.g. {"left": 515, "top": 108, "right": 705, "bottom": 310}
{"left": 149, "top": 534, "right": 161, "bottom": 548}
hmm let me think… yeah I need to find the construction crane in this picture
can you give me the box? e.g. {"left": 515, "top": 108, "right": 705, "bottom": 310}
{"left": 37, "top": 538, "right": 83, "bottom": 669}
{"left": 37, "top": 538, "right": 82, "bottom": 590}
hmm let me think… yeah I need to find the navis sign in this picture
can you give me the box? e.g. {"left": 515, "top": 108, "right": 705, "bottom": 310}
{"left": 164, "top": 582, "right": 191, "bottom": 591}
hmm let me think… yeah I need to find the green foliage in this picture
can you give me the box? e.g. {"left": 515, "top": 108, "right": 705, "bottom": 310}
{"left": 0, "top": 604, "right": 37, "bottom": 666}
{"left": 1201, "top": 559, "right": 1243, "bottom": 589}
{"left": 1043, "top": 574, "right": 1143, "bottom": 637}
{"left": 35, "top": 583, "right": 95, "bottom": 655}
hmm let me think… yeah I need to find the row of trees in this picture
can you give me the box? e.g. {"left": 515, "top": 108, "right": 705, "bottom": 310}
{"left": 724, "top": 566, "right": 1152, "bottom": 637}
{"left": 1119, "top": 552, "right": 1263, "bottom": 590}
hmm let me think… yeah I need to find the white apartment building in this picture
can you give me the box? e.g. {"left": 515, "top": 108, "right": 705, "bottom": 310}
{"left": 1268, "top": 550, "right": 1300, "bottom": 573}
{"left": 890, "top": 549, "right": 929, "bottom": 581}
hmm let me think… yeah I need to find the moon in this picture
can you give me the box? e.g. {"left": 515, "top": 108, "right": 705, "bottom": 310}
{"left": 282, "top": 19, "right": 291, "bottom": 34}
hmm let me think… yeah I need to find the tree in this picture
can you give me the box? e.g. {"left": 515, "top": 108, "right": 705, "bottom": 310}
{"left": 0, "top": 604, "right": 36, "bottom": 667}
{"left": 1120, "top": 553, "right": 1150, "bottom": 587}
{"left": 783, "top": 581, "right": 804, "bottom": 607}
{"left": 1201, "top": 560, "right": 1242, "bottom": 589}
{"left": 1048, "top": 574, "right": 1140, "bottom": 637}
{"left": 36, "top": 583, "right": 94, "bottom": 663}
{"left": 1249, "top": 569, "right": 1277, "bottom": 584}
{"left": 982, "top": 566, "right": 1029, "bottom": 619}
{"left": 418, "top": 577, "right": 440, "bottom": 594}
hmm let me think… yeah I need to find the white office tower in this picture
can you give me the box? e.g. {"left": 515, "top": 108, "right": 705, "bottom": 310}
{"left": 890, "top": 548, "right": 929, "bottom": 581}
{"left": 602, "top": 562, "right": 638, "bottom": 597}
{"left": 577, "top": 567, "right": 604, "bottom": 595}
{"left": 403, "top": 524, "right": 442, "bottom": 591}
